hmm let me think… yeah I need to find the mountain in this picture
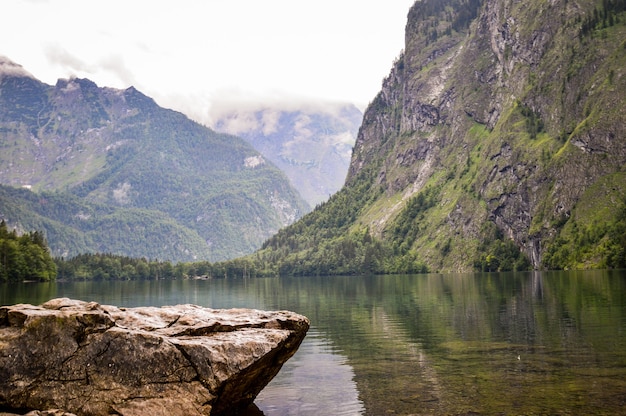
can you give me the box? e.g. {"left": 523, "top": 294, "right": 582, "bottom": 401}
{"left": 212, "top": 103, "right": 362, "bottom": 207}
{"left": 247, "top": 0, "right": 626, "bottom": 274}
{"left": 0, "top": 57, "right": 309, "bottom": 262}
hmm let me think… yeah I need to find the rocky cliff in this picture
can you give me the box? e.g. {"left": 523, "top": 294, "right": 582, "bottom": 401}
{"left": 348, "top": 0, "right": 626, "bottom": 271}
{"left": 254, "top": 0, "right": 626, "bottom": 273}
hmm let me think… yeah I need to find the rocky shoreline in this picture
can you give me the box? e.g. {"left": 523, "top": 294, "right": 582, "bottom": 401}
{"left": 0, "top": 298, "right": 309, "bottom": 416}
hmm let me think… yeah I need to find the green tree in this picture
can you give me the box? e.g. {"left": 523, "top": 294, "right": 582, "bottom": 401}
{"left": 0, "top": 221, "right": 56, "bottom": 282}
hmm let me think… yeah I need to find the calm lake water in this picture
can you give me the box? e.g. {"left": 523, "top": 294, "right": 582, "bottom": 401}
{"left": 2, "top": 270, "right": 626, "bottom": 415}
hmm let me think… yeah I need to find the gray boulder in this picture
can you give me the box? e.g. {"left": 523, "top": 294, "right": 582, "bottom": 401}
{"left": 0, "top": 298, "right": 309, "bottom": 416}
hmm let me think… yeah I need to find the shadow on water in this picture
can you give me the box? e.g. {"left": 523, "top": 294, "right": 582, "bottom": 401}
{"left": 2, "top": 270, "right": 626, "bottom": 415}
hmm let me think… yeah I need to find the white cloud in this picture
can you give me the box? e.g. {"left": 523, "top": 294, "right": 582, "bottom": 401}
{"left": 261, "top": 110, "right": 282, "bottom": 136}
{"left": 1, "top": 0, "right": 415, "bottom": 124}
{"left": 43, "top": 45, "right": 89, "bottom": 72}
{"left": 293, "top": 114, "right": 313, "bottom": 140}
{"left": 98, "top": 54, "right": 138, "bottom": 88}
{"left": 0, "top": 56, "right": 35, "bottom": 80}
{"left": 218, "top": 112, "right": 261, "bottom": 136}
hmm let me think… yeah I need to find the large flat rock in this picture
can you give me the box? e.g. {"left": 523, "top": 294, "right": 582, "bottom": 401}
{"left": 0, "top": 298, "right": 309, "bottom": 416}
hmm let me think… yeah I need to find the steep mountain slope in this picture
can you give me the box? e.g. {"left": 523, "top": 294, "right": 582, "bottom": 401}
{"left": 251, "top": 0, "right": 626, "bottom": 274}
{"left": 0, "top": 58, "right": 308, "bottom": 262}
{"left": 212, "top": 103, "right": 362, "bottom": 207}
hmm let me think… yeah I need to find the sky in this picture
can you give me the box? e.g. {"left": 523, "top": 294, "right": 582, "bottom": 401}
{"left": 1, "top": 0, "right": 415, "bottom": 125}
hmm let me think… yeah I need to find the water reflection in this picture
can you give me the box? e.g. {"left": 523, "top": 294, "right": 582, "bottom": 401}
{"left": 254, "top": 330, "right": 365, "bottom": 416}
{"left": 2, "top": 271, "right": 626, "bottom": 415}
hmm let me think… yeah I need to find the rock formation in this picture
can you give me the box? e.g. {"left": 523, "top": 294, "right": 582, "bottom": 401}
{"left": 256, "top": 0, "right": 626, "bottom": 274}
{"left": 0, "top": 298, "right": 310, "bottom": 416}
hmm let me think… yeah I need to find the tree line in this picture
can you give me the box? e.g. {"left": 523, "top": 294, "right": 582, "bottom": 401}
{"left": 0, "top": 220, "right": 56, "bottom": 282}
{"left": 579, "top": 0, "right": 626, "bottom": 37}
{"left": 3, "top": 191, "right": 624, "bottom": 283}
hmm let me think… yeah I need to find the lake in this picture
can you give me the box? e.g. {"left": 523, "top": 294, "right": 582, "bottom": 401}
{"left": 2, "top": 270, "right": 626, "bottom": 415}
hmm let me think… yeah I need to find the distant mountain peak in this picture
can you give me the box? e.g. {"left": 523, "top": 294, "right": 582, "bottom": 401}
{"left": 212, "top": 103, "right": 362, "bottom": 206}
{"left": 0, "top": 60, "right": 309, "bottom": 262}
{"left": 0, "top": 56, "right": 35, "bottom": 81}
{"left": 123, "top": 85, "right": 158, "bottom": 108}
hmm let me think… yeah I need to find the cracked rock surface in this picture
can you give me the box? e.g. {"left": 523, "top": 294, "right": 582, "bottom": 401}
{"left": 0, "top": 298, "right": 309, "bottom": 416}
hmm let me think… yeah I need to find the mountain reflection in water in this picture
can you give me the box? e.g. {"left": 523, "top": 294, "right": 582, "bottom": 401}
{"left": 1, "top": 270, "right": 625, "bottom": 415}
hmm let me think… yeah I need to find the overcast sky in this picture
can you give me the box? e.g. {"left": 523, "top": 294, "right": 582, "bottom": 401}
{"left": 1, "top": 0, "right": 414, "bottom": 125}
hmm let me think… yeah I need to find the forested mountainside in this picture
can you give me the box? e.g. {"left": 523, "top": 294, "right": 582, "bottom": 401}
{"left": 0, "top": 58, "right": 308, "bottom": 262}
{"left": 212, "top": 104, "right": 362, "bottom": 207}
{"left": 246, "top": 0, "right": 626, "bottom": 274}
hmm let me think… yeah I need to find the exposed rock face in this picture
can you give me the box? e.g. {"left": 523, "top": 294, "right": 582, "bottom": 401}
{"left": 0, "top": 411, "right": 76, "bottom": 416}
{"left": 345, "top": 0, "right": 626, "bottom": 270}
{"left": 0, "top": 298, "right": 310, "bottom": 416}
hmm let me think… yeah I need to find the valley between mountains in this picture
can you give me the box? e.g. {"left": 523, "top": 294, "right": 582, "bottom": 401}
{"left": 2, "top": 0, "right": 626, "bottom": 274}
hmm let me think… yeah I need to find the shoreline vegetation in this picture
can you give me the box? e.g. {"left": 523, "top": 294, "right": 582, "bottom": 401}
{"left": 2, "top": 193, "right": 625, "bottom": 283}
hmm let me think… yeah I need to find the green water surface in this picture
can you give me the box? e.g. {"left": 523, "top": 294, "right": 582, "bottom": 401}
{"left": 2, "top": 270, "right": 625, "bottom": 415}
